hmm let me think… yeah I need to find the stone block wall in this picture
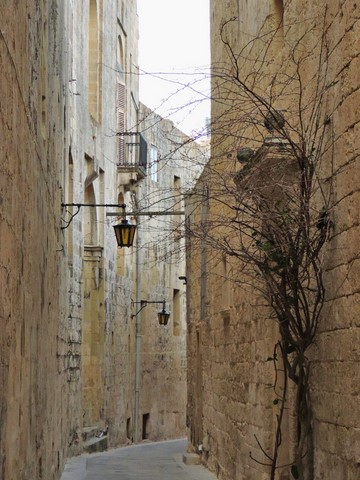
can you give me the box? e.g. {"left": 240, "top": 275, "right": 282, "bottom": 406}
{"left": 310, "top": 3, "right": 360, "bottom": 476}
{"left": 0, "top": 1, "right": 76, "bottom": 478}
{"left": 186, "top": 186, "right": 285, "bottom": 479}
{"left": 133, "top": 105, "right": 207, "bottom": 442}
{"left": 186, "top": 0, "right": 360, "bottom": 479}
{"left": 63, "top": 0, "right": 140, "bottom": 448}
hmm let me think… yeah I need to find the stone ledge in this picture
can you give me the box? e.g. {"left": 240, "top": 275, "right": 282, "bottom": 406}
{"left": 82, "top": 426, "right": 99, "bottom": 442}
{"left": 183, "top": 453, "right": 201, "bottom": 465}
{"left": 84, "top": 436, "right": 108, "bottom": 454}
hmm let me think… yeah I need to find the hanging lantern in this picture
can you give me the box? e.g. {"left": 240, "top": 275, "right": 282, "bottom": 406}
{"left": 158, "top": 304, "right": 170, "bottom": 325}
{"left": 113, "top": 218, "right": 137, "bottom": 248}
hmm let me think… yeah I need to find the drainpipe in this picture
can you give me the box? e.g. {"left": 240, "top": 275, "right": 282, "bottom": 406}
{"left": 134, "top": 195, "right": 142, "bottom": 443}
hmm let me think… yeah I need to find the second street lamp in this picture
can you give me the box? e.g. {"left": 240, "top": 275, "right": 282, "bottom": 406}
{"left": 157, "top": 301, "right": 170, "bottom": 325}
{"left": 131, "top": 300, "right": 170, "bottom": 326}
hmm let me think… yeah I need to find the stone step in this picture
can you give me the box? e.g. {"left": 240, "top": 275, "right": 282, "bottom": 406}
{"left": 83, "top": 435, "right": 108, "bottom": 454}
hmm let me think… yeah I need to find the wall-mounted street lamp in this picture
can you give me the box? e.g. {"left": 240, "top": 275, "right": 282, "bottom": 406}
{"left": 61, "top": 202, "right": 137, "bottom": 248}
{"left": 131, "top": 300, "right": 170, "bottom": 326}
{"left": 113, "top": 215, "right": 137, "bottom": 248}
{"left": 157, "top": 303, "right": 170, "bottom": 325}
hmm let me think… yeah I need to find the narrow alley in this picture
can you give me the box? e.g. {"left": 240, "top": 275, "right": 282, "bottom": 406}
{"left": 60, "top": 439, "right": 217, "bottom": 480}
{"left": 2, "top": 0, "right": 360, "bottom": 479}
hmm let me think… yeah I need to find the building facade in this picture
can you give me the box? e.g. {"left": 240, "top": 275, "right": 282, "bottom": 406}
{"left": 63, "top": 0, "right": 141, "bottom": 451}
{"left": 135, "top": 104, "right": 207, "bottom": 442}
{"left": 186, "top": 1, "right": 360, "bottom": 479}
{"left": 65, "top": 0, "right": 205, "bottom": 452}
{"left": 1, "top": 1, "right": 71, "bottom": 479}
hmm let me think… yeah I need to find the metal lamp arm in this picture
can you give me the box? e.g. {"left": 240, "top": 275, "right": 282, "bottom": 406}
{"left": 61, "top": 202, "right": 127, "bottom": 229}
{"left": 131, "top": 299, "right": 166, "bottom": 318}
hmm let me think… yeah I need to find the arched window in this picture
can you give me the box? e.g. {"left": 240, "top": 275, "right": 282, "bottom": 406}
{"left": 88, "top": 0, "right": 102, "bottom": 121}
{"left": 274, "top": 0, "right": 284, "bottom": 37}
{"left": 84, "top": 184, "right": 98, "bottom": 245}
{"left": 117, "top": 35, "right": 125, "bottom": 72}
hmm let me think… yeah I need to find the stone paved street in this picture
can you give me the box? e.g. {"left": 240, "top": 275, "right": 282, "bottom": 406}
{"left": 60, "top": 439, "right": 217, "bottom": 480}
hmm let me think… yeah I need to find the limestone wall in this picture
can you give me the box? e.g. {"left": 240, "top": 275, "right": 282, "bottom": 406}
{"left": 134, "top": 105, "right": 207, "bottom": 441}
{"left": 0, "top": 1, "right": 74, "bottom": 478}
{"left": 187, "top": 0, "right": 360, "bottom": 478}
{"left": 63, "top": 0, "right": 141, "bottom": 448}
{"left": 60, "top": 0, "right": 202, "bottom": 447}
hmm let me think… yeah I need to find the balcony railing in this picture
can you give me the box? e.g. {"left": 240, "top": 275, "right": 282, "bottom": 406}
{"left": 117, "top": 132, "right": 147, "bottom": 174}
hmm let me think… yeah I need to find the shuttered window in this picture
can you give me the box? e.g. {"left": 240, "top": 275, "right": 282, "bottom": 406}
{"left": 116, "top": 82, "right": 126, "bottom": 164}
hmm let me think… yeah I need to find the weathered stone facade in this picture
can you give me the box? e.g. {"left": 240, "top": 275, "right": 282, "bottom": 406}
{"left": 1, "top": 1, "right": 203, "bottom": 479}
{"left": 0, "top": 1, "right": 71, "bottom": 479}
{"left": 186, "top": 1, "right": 360, "bottom": 479}
{"left": 60, "top": 0, "right": 198, "bottom": 454}
{"left": 64, "top": 0, "right": 141, "bottom": 450}
{"left": 132, "top": 104, "right": 207, "bottom": 442}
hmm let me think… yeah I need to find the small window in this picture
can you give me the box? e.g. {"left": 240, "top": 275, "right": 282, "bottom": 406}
{"left": 142, "top": 413, "right": 150, "bottom": 440}
{"left": 173, "top": 289, "right": 181, "bottom": 336}
{"left": 117, "top": 35, "right": 125, "bottom": 72}
{"left": 88, "top": 0, "right": 102, "bottom": 121}
{"left": 274, "top": 0, "right": 284, "bottom": 39}
{"left": 83, "top": 182, "right": 97, "bottom": 245}
{"left": 149, "top": 145, "right": 158, "bottom": 182}
{"left": 274, "top": 0, "right": 284, "bottom": 21}
{"left": 126, "top": 417, "right": 131, "bottom": 440}
{"left": 173, "top": 175, "right": 181, "bottom": 193}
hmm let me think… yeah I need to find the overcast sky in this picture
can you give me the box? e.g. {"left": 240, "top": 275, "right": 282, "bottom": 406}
{"left": 137, "top": 0, "right": 210, "bottom": 137}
